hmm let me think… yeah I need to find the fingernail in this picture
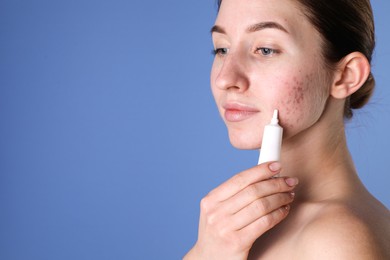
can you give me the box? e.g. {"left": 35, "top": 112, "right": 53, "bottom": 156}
{"left": 269, "top": 162, "right": 281, "bottom": 172}
{"left": 284, "top": 205, "right": 290, "bottom": 211}
{"left": 290, "top": 192, "right": 295, "bottom": 198}
{"left": 285, "top": 177, "right": 299, "bottom": 186}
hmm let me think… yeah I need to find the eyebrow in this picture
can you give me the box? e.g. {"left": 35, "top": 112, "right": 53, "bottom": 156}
{"left": 210, "top": 21, "right": 289, "bottom": 34}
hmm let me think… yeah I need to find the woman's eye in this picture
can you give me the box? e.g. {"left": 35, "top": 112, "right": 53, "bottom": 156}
{"left": 256, "top": 47, "right": 276, "bottom": 56}
{"left": 212, "top": 48, "right": 229, "bottom": 56}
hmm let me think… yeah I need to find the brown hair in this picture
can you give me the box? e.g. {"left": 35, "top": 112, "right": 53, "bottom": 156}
{"left": 216, "top": 0, "right": 376, "bottom": 119}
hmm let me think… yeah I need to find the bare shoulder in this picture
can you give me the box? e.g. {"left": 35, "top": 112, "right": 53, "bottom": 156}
{"left": 295, "top": 199, "right": 390, "bottom": 259}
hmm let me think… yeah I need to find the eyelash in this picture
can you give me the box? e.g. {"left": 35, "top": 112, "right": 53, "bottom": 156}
{"left": 212, "top": 47, "right": 279, "bottom": 57}
{"left": 212, "top": 48, "right": 228, "bottom": 56}
{"left": 255, "top": 47, "right": 279, "bottom": 56}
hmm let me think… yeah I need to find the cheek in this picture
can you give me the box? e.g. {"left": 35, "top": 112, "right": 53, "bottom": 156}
{"left": 210, "top": 64, "right": 225, "bottom": 117}
{"left": 282, "top": 75, "right": 305, "bottom": 120}
{"left": 276, "top": 72, "right": 328, "bottom": 134}
{"left": 210, "top": 65, "right": 219, "bottom": 101}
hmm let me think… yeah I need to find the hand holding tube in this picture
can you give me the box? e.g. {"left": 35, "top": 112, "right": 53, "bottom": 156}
{"left": 184, "top": 162, "right": 298, "bottom": 260}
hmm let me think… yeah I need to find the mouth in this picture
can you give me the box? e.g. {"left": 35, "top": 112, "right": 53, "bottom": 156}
{"left": 223, "top": 103, "right": 260, "bottom": 122}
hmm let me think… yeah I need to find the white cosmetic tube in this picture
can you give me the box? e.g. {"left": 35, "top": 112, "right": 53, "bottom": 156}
{"left": 258, "top": 109, "right": 283, "bottom": 165}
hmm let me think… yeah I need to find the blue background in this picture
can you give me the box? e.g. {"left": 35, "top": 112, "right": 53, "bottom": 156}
{"left": 1, "top": 1, "right": 389, "bottom": 259}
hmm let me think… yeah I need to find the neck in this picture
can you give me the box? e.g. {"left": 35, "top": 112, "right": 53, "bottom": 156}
{"left": 280, "top": 99, "right": 364, "bottom": 203}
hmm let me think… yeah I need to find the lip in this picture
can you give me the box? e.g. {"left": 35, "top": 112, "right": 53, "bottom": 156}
{"left": 223, "top": 102, "right": 260, "bottom": 122}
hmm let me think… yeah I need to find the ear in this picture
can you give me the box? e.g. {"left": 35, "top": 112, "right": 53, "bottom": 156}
{"left": 330, "top": 52, "right": 371, "bottom": 99}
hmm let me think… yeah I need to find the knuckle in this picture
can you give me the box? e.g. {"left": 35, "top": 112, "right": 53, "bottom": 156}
{"left": 260, "top": 213, "right": 275, "bottom": 227}
{"left": 200, "top": 195, "right": 212, "bottom": 213}
{"left": 231, "top": 174, "right": 246, "bottom": 189}
{"left": 200, "top": 197, "right": 220, "bottom": 226}
{"left": 254, "top": 199, "right": 269, "bottom": 213}
{"left": 245, "top": 184, "right": 258, "bottom": 198}
{"left": 270, "top": 178, "right": 284, "bottom": 191}
{"left": 217, "top": 225, "right": 230, "bottom": 238}
{"left": 205, "top": 212, "right": 218, "bottom": 226}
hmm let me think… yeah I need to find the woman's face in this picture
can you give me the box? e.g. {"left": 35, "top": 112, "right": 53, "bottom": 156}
{"left": 211, "top": 0, "right": 331, "bottom": 149}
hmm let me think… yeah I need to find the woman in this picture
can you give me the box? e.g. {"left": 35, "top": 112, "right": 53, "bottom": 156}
{"left": 184, "top": 0, "right": 390, "bottom": 259}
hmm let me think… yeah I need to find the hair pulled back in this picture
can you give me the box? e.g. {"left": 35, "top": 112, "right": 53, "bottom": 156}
{"left": 216, "top": 0, "right": 376, "bottom": 119}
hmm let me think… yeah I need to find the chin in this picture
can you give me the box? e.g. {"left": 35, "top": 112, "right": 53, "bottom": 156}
{"left": 228, "top": 130, "right": 261, "bottom": 150}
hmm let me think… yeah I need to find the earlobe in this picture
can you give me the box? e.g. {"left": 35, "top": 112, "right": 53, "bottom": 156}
{"left": 330, "top": 52, "right": 371, "bottom": 99}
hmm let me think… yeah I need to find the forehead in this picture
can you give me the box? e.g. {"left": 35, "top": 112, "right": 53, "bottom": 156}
{"left": 215, "top": 0, "right": 309, "bottom": 37}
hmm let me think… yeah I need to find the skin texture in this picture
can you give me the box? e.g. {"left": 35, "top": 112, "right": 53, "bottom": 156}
{"left": 184, "top": 0, "right": 390, "bottom": 259}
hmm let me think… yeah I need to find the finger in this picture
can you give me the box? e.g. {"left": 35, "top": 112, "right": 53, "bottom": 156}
{"left": 208, "top": 162, "right": 282, "bottom": 202}
{"left": 221, "top": 177, "right": 298, "bottom": 214}
{"left": 238, "top": 205, "right": 291, "bottom": 245}
{"left": 231, "top": 192, "right": 294, "bottom": 230}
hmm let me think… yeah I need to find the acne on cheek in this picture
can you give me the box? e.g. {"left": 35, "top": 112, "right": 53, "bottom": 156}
{"left": 277, "top": 73, "right": 314, "bottom": 130}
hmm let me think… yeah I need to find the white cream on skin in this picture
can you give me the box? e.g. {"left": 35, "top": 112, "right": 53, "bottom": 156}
{"left": 258, "top": 109, "right": 283, "bottom": 165}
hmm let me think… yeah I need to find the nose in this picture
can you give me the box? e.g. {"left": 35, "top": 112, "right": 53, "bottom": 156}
{"left": 213, "top": 52, "right": 249, "bottom": 92}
